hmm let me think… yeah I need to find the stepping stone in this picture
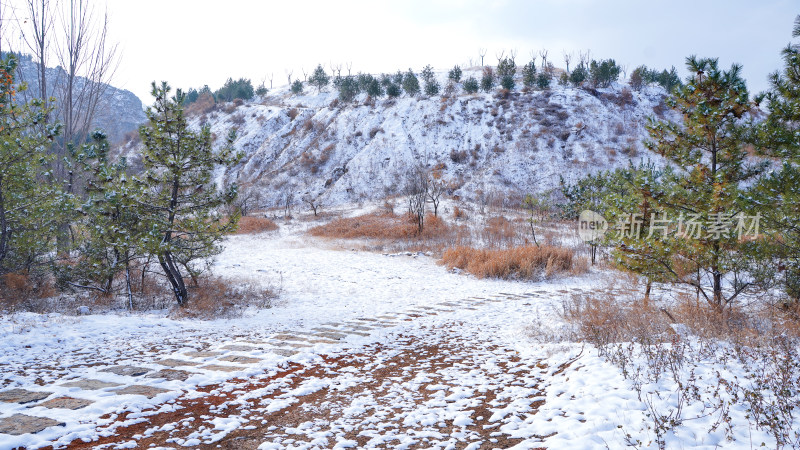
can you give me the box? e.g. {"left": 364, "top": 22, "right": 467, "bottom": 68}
{"left": 183, "top": 351, "right": 222, "bottom": 358}
{"left": 306, "top": 338, "right": 339, "bottom": 345}
{"left": 0, "top": 414, "right": 64, "bottom": 435}
{"left": 342, "top": 325, "right": 372, "bottom": 331}
{"left": 60, "top": 379, "right": 121, "bottom": 390}
{"left": 221, "top": 345, "right": 257, "bottom": 352}
{"left": 219, "top": 355, "right": 262, "bottom": 364}
{"left": 356, "top": 318, "right": 378, "bottom": 322}
{"left": 338, "top": 330, "right": 370, "bottom": 337}
{"left": 312, "top": 327, "right": 346, "bottom": 334}
{"left": 269, "top": 348, "right": 298, "bottom": 357}
{"left": 271, "top": 334, "right": 310, "bottom": 342}
{"left": 157, "top": 359, "right": 200, "bottom": 368}
{"left": 36, "top": 397, "right": 93, "bottom": 410}
{"left": 0, "top": 389, "right": 51, "bottom": 404}
{"left": 376, "top": 315, "right": 397, "bottom": 319}
{"left": 114, "top": 385, "right": 169, "bottom": 398}
{"left": 269, "top": 341, "right": 312, "bottom": 349}
{"left": 146, "top": 369, "right": 195, "bottom": 382}
{"left": 101, "top": 365, "right": 150, "bottom": 377}
{"left": 200, "top": 364, "right": 246, "bottom": 373}
{"left": 313, "top": 332, "right": 347, "bottom": 340}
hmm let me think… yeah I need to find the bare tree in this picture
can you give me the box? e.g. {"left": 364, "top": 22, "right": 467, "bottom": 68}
{"left": 285, "top": 69, "right": 293, "bottom": 85}
{"left": 509, "top": 48, "right": 517, "bottom": 64}
{"left": 405, "top": 166, "right": 428, "bottom": 234}
{"left": 620, "top": 63, "right": 629, "bottom": 81}
{"left": 283, "top": 191, "right": 294, "bottom": 219}
{"left": 268, "top": 72, "right": 273, "bottom": 89}
{"left": 54, "top": 0, "right": 118, "bottom": 159}
{"left": 20, "top": 0, "right": 56, "bottom": 117}
{"left": 539, "top": 49, "right": 548, "bottom": 70}
{"left": 302, "top": 194, "right": 321, "bottom": 216}
{"left": 345, "top": 61, "right": 352, "bottom": 76}
{"left": 426, "top": 169, "right": 445, "bottom": 217}
{"left": 562, "top": 50, "right": 573, "bottom": 74}
{"left": 468, "top": 57, "right": 474, "bottom": 67}
{"left": 495, "top": 49, "right": 505, "bottom": 66}
{"left": 578, "top": 49, "right": 591, "bottom": 68}
{"left": 478, "top": 48, "right": 486, "bottom": 66}
{"left": 301, "top": 67, "right": 307, "bottom": 81}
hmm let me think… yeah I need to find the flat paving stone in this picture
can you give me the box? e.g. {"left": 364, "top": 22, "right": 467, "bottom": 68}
{"left": 269, "top": 348, "right": 298, "bottom": 357}
{"left": 200, "top": 364, "right": 246, "bottom": 373}
{"left": 269, "top": 341, "right": 312, "bottom": 348}
{"left": 305, "top": 338, "right": 339, "bottom": 345}
{"left": 219, "top": 355, "right": 262, "bottom": 364}
{"left": 355, "top": 317, "right": 378, "bottom": 322}
{"left": 101, "top": 365, "right": 150, "bottom": 377}
{"left": 0, "top": 389, "right": 51, "bottom": 404}
{"left": 60, "top": 379, "right": 121, "bottom": 390}
{"left": 146, "top": 369, "right": 195, "bottom": 382}
{"left": 312, "top": 332, "right": 347, "bottom": 340}
{"left": 221, "top": 345, "right": 257, "bottom": 352}
{"left": 342, "top": 324, "right": 372, "bottom": 331}
{"left": 0, "top": 414, "right": 64, "bottom": 435}
{"left": 157, "top": 358, "right": 200, "bottom": 368}
{"left": 36, "top": 397, "right": 93, "bottom": 410}
{"left": 183, "top": 351, "right": 222, "bottom": 358}
{"left": 340, "top": 330, "right": 371, "bottom": 336}
{"left": 114, "top": 385, "right": 169, "bottom": 398}
{"left": 271, "top": 334, "right": 310, "bottom": 342}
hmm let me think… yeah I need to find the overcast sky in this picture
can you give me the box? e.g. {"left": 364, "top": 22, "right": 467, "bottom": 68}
{"left": 5, "top": 0, "right": 798, "bottom": 103}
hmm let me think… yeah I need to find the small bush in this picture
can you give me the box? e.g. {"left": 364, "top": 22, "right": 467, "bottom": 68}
{"left": 287, "top": 108, "right": 299, "bottom": 121}
{"left": 441, "top": 245, "right": 575, "bottom": 280}
{"left": 174, "top": 276, "right": 277, "bottom": 319}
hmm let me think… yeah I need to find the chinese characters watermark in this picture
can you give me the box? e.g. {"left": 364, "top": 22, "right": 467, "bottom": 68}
{"left": 577, "top": 210, "right": 761, "bottom": 243}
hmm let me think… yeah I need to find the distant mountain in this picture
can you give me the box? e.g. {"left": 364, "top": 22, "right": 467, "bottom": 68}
{"left": 9, "top": 53, "right": 146, "bottom": 144}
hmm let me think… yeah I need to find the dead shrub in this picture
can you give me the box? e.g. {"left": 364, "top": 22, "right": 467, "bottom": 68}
{"left": 308, "top": 211, "right": 451, "bottom": 243}
{"left": 174, "top": 276, "right": 277, "bottom": 319}
{"left": 0, "top": 271, "right": 57, "bottom": 312}
{"left": 453, "top": 205, "right": 467, "bottom": 220}
{"left": 482, "top": 216, "right": 519, "bottom": 248}
{"left": 287, "top": 108, "right": 299, "bottom": 121}
{"left": 440, "top": 245, "right": 574, "bottom": 280}
{"left": 230, "top": 113, "right": 245, "bottom": 125}
{"left": 236, "top": 216, "right": 279, "bottom": 234}
{"left": 308, "top": 212, "right": 416, "bottom": 240}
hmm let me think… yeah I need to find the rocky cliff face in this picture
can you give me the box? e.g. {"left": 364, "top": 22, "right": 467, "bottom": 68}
{"left": 11, "top": 53, "right": 146, "bottom": 144}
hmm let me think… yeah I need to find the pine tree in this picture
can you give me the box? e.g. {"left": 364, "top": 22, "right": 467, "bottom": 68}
{"left": 0, "top": 55, "right": 66, "bottom": 277}
{"left": 421, "top": 65, "right": 435, "bottom": 84}
{"left": 338, "top": 75, "right": 359, "bottom": 102}
{"left": 402, "top": 69, "right": 420, "bottom": 96}
{"left": 640, "top": 57, "right": 764, "bottom": 309}
{"left": 448, "top": 65, "right": 462, "bottom": 83}
{"left": 309, "top": 64, "right": 329, "bottom": 93}
{"left": 463, "top": 76, "right": 479, "bottom": 94}
{"left": 522, "top": 61, "right": 537, "bottom": 89}
{"left": 536, "top": 73, "right": 550, "bottom": 89}
{"left": 753, "top": 15, "right": 800, "bottom": 304}
{"left": 569, "top": 65, "right": 587, "bottom": 86}
{"left": 62, "top": 132, "right": 144, "bottom": 307}
{"left": 589, "top": 59, "right": 620, "bottom": 88}
{"left": 291, "top": 79, "right": 304, "bottom": 94}
{"left": 137, "top": 82, "right": 242, "bottom": 306}
{"left": 480, "top": 67, "right": 495, "bottom": 92}
{"left": 424, "top": 79, "right": 440, "bottom": 96}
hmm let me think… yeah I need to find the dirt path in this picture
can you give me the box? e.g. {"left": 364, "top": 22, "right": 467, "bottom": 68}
{"left": 50, "top": 324, "right": 555, "bottom": 449}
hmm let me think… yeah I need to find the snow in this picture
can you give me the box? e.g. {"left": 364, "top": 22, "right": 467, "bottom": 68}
{"left": 116, "top": 70, "right": 678, "bottom": 210}
{"left": 0, "top": 223, "right": 792, "bottom": 448}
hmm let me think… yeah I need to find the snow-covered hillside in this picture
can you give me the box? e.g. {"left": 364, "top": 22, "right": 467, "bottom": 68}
{"left": 127, "top": 69, "right": 675, "bottom": 208}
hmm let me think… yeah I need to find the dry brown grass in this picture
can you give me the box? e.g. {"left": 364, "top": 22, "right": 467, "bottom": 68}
{"left": 482, "top": 216, "right": 520, "bottom": 248}
{"left": 440, "top": 245, "right": 575, "bottom": 280}
{"left": 235, "top": 216, "right": 279, "bottom": 234}
{"left": 173, "top": 276, "right": 277, "bottom": 319}
{"left": 0, "top": 271, "right": 56, "bottom": 312}
{"left": 309, "top": 211, "right": 451, "bottom": 241}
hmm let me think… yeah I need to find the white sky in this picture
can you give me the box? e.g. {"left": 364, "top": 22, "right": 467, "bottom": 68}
{"left": 4, "top": 0, "right": 798, "bottom": 104}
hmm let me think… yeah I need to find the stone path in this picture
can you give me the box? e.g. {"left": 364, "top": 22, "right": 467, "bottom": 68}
{"left": 0, "top": 287, "right": 595, "bottom": 438}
